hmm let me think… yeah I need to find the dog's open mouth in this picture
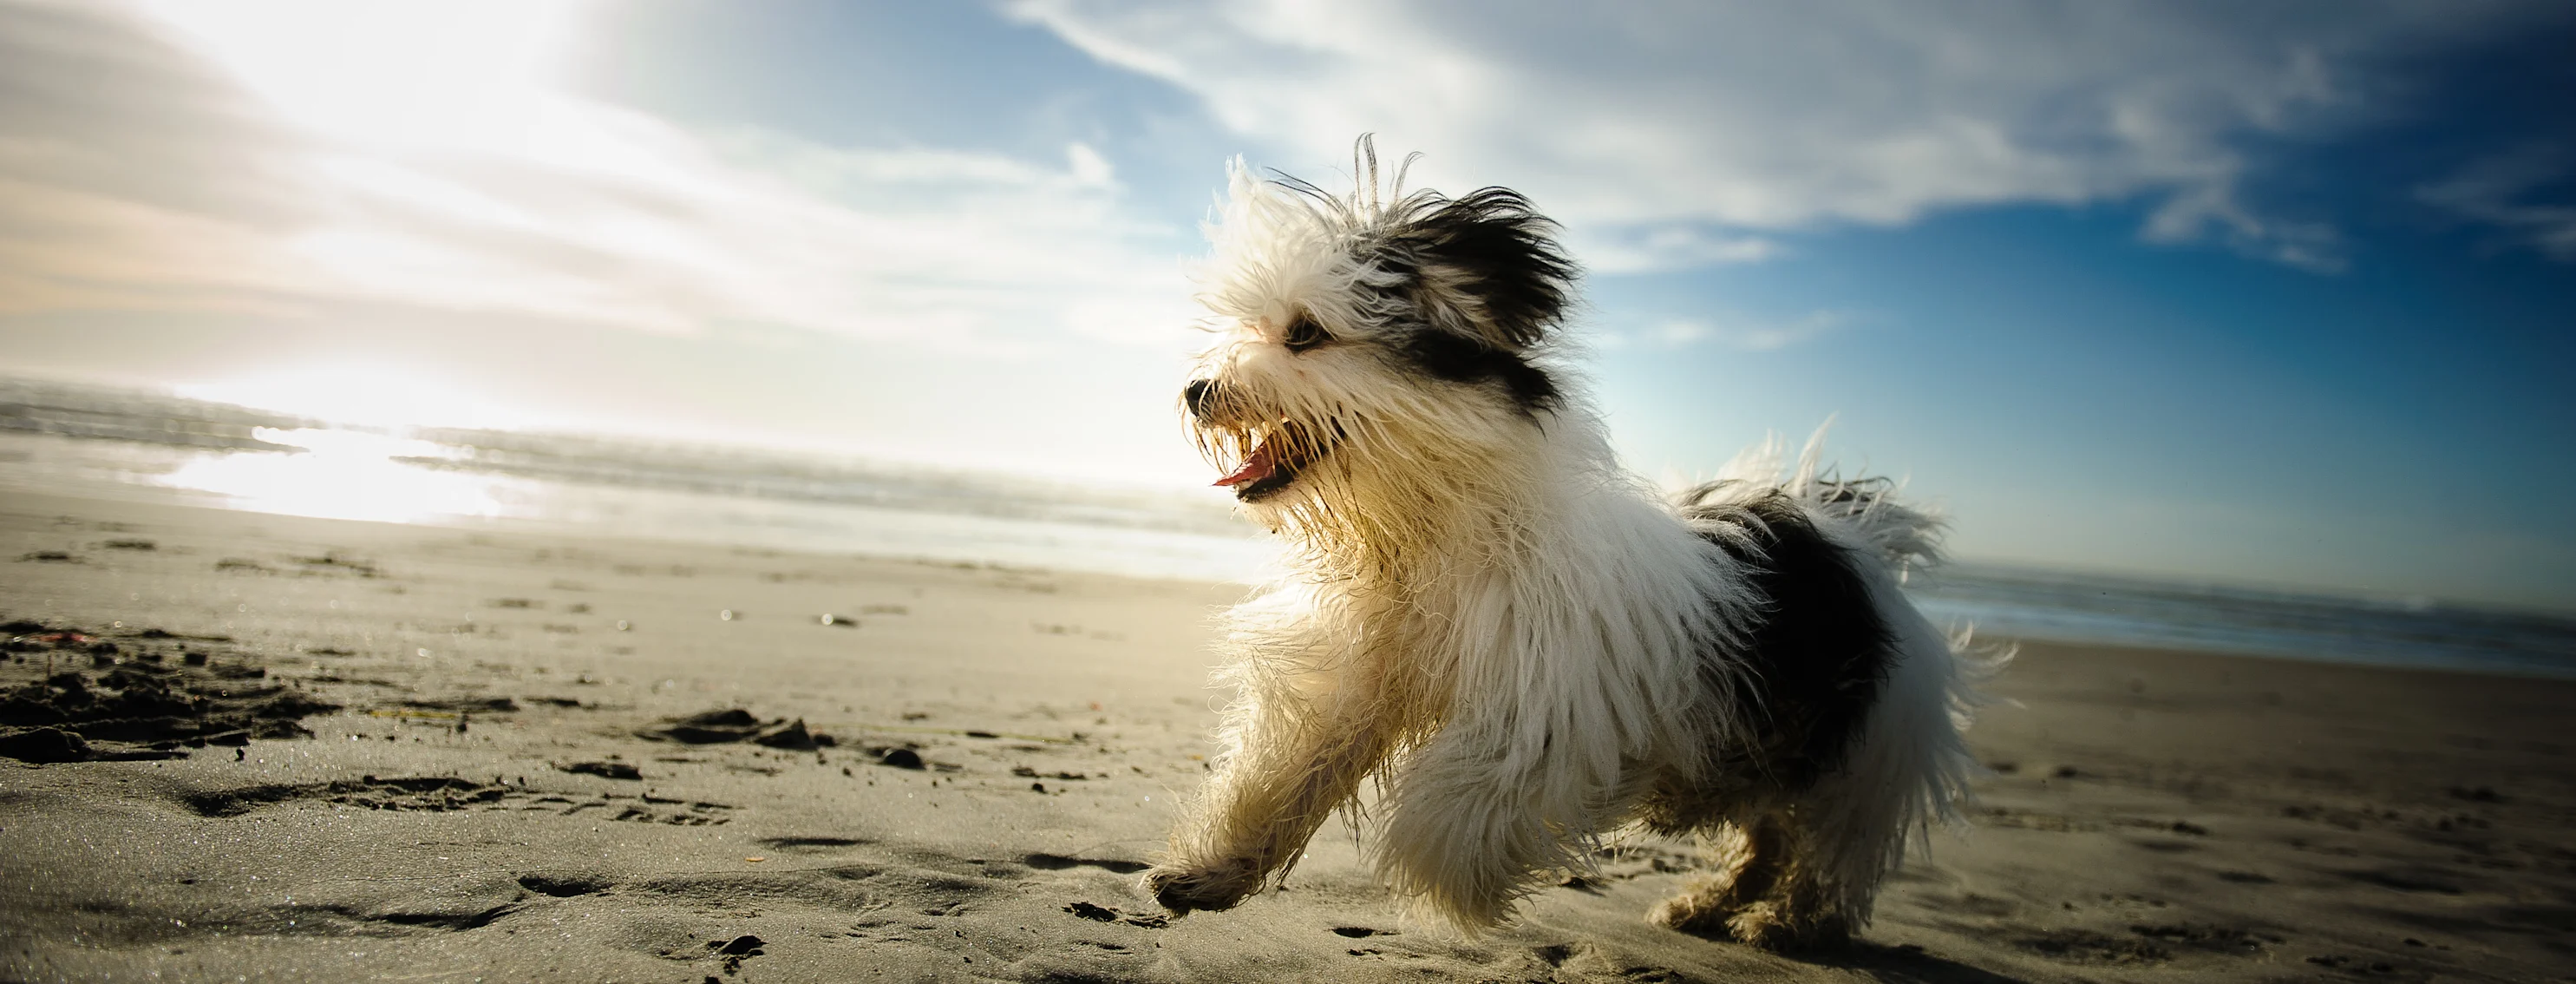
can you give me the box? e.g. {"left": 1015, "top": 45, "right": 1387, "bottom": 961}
{"left": 1210, "top": 420, "right": 1328, "bottom": 502}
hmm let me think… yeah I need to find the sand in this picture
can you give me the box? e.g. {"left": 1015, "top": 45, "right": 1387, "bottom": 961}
{"left": 2, "top": 489, "right": 2569, "bottom": 983}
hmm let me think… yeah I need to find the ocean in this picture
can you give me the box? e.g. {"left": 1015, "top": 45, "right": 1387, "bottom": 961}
{"left": 6, "top": 376, "right": 2571, "bottom": 679}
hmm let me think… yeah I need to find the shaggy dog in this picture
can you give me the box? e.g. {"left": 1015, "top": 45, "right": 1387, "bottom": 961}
{"left": 1142, "top": 141, "right": 1993, "bottom": 949}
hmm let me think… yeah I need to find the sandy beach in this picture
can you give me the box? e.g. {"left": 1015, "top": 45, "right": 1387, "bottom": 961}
{"left": 3, "top": 489, "right": 2570, "bottom": 983}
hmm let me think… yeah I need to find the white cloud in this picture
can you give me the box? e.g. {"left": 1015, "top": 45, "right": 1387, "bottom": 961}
{"left": 1012, "top": 0, "right": 2547, "bottom": 272}
{"left": 1650, "top": 319, "right": 1709, "bottom": 347}
{"left": 1066, "top": 141, "right": 1117, "bottom": 187}
{"left": 0, "top": 0, "right": 1195, "bottom": 349}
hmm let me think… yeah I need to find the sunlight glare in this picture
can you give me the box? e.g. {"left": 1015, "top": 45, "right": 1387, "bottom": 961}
{"left": 159, "top": 428, "right": 519, "bottom": 525}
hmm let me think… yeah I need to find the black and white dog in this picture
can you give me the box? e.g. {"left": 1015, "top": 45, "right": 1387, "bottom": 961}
{"left": 1144, "top": 141, "right": 1993, "bottom": 949}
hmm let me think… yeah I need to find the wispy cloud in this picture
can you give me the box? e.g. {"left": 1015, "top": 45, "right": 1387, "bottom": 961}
{"left": 1578, "top": 226, "right": 1781, "bottom": 276}
{"left": 1596, "top": 310, "right": 1853, "bottom": 352}
{"left": 2417, "top": 146, "right": 2576, "bottom": 262}
{"left": 1013, "top": 0, "right": 2551, "bottom": 273}
{"left": 0, "top": 0, "right": 1193, "bottom": 349}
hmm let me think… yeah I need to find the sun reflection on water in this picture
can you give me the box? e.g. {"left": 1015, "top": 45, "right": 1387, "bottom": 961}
{"left": 160, "top": 427, "right": 520, "bottom": 524}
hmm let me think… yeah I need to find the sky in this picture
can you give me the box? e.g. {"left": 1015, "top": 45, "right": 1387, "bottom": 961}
{"left": 2, "top": 0, "right": 2572, "bottom": 611}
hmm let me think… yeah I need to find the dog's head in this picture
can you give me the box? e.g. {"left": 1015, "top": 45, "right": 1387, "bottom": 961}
{"left": 1181, "top": 143, "right": 1578, "bottom": 535}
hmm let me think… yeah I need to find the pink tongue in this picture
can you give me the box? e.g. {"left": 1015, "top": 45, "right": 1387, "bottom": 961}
{"left": 1214, "top": 443, "right": 1277, "bottom": 487}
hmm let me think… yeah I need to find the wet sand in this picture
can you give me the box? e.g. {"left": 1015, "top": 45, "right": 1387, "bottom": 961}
{"left": 3, "top": 490, "right": 2570, "bottom": 982}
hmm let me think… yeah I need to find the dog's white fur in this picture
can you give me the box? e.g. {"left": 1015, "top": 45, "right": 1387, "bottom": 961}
{"left": 1144, "top": 145, "right": 1993, "bottom": 947}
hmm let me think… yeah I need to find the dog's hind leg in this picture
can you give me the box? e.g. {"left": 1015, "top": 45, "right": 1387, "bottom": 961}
{"left": 1645, "top": 819, "right": 1780, "bottom": 935}
{"left": 1719, "top": 808, "right": 1857, "bottom": 950}
{"left": 1648, "top": 810, "right": 1853, "bottom": 950}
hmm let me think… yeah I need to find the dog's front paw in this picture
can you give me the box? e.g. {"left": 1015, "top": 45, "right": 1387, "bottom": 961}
{"left": 1141, "top": 858, "right": 1261, "bottom": 915}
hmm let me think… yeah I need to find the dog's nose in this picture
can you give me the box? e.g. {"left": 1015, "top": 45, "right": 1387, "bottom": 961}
{"left": 1183, "top": 379, "right": 1214, "bottom": 416}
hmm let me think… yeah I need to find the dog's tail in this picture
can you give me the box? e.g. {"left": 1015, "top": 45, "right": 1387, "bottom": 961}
{"left": 1698, "top": 424, "right": 1943, "bottom": 578}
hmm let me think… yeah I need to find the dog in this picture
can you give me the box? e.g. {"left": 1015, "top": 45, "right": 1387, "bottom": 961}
{"left": 1142, "top": 140, "right": 1993, "bottom": 949}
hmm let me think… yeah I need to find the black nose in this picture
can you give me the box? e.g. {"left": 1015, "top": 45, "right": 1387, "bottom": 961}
{"left": 1183, "top": 379, "right": 1214, "bottom": 416}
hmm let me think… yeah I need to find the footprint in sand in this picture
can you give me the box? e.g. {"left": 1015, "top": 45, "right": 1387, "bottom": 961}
{"left": 180, "top": 774, "right": 734, "bottom": 824}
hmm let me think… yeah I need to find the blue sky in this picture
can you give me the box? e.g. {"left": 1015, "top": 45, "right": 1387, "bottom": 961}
{"left": 2, "top": 0, "right": 2572, "bottom": 610}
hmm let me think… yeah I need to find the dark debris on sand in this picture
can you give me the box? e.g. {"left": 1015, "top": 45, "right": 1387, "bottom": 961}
{"left": 876, "top": 746, "right": 924, "bottom": 770}
{"left": 1, "top": 620, "right": 339, "bottom": 763}
{"left": 559, "top": 760, "right": 644, "bottom": 781}
{"left": 1062, "top": 901, "right": 1168, "bottom": 928}
{"left": 706, "top": 934, "right": 765, "bottom": 975}
{"left": 637, "top": 709, "right": 835, "bottom": 751}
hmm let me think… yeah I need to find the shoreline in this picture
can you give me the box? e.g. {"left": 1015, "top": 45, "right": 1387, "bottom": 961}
{"left": 3, "top": 490, "right": 2570, "bottom": 981}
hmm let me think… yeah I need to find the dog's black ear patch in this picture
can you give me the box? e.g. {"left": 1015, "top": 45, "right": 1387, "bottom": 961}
{"left": 1391, "top": 328, "right": 1561, "bottom": 416}
{"left": 1381, "top": 187, "right": 1575, "bottom": 350}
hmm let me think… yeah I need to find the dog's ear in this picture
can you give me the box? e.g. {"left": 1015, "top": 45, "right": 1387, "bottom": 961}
{"left": 1382, "top": 187, "right": 1576, "bottom": 350}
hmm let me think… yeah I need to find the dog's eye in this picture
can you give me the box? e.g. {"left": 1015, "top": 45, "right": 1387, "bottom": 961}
{"left": 1282, "top": 317, "right": 1328, "bottom": 352}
